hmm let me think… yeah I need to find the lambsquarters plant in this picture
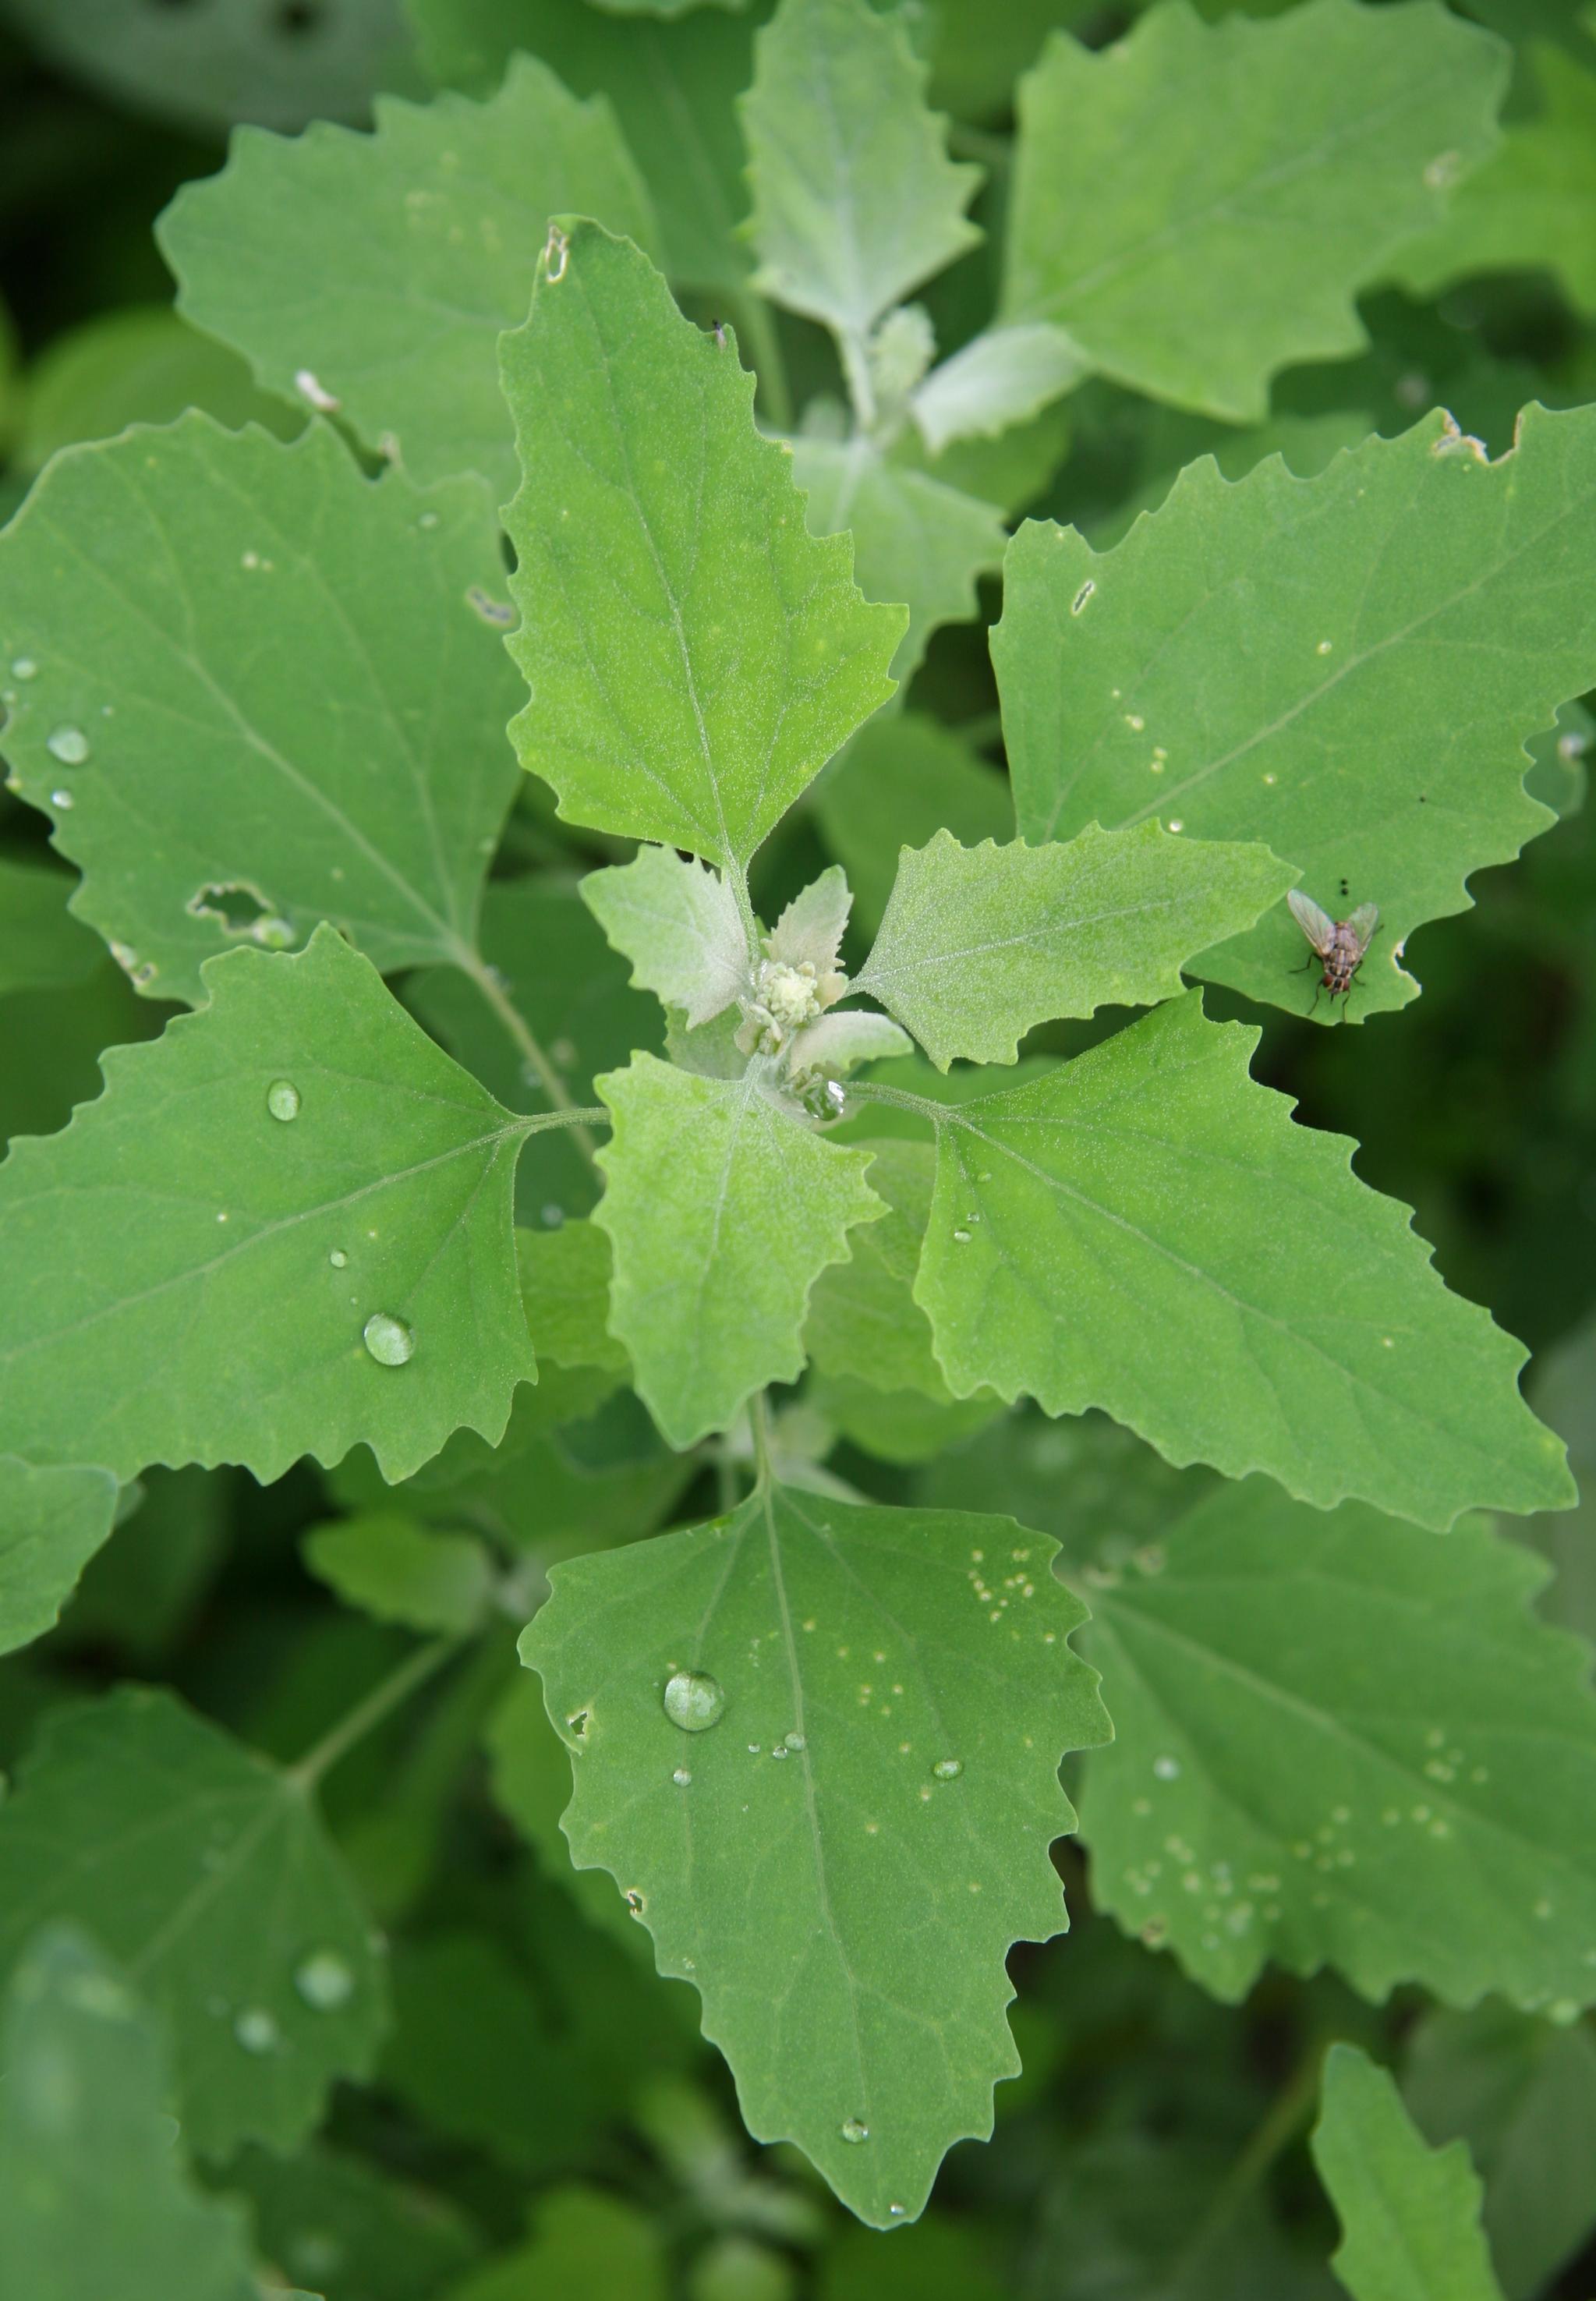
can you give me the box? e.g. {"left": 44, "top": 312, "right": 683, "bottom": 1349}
{"left": 0, "top": 0, "right": 1594, "bottom": 2288}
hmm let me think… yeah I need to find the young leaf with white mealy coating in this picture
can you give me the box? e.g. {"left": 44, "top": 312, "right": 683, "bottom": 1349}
{"left": 741, "top": 0, "right": 980, "bottom": 377}
{"left": 911, "top": 995, "right": 1571, "bottom": 1525}
{"left": 501, "top": 224, "right": 904, "bottom": 866}
{"left": 581, "top": 847, "right": 750, "bottom": 1032}
{"left": 1312, "top": 2046, "right": 1504, "bottom": 2301}
{"left": 993, "top": 405, "right": 1596, "bottom": 1020}
{"left": 159, "top": 57, "right": 656, "bottom": 495}
{"left": 0, "top": 927, "right": 539, "bottom": 1487}
{"left": 854, "top": 825, "right": 1295, "bottom": 1068}
{"left": 1003, "top": 0, "right": 1506, "bottom": 422}
{"left": 0, "top": 1687, "right": 387, "bottom": 2159}
{"left": 0, "top": 417, "right": 522, "bottom": 1007}
{"left": 1077, "top": 1481, "right": 1596, "bottom": 2016}
{"left": 520, "top": 1488, "right": 1109, "bottom": 2225}
{"left": 0, "top": 1929, "right": 259, "bottom": 2301}
{"left": 0, "top": 1457, "right": 120, "bottom": 1658}
{"left": 593, "top": 1053, "right": 883, "bottom": 1447}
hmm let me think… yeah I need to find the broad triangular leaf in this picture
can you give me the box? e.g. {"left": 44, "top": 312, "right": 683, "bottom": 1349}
{"left": 791, "top": 438, "right": 1005, "bottom": 685}
{"left": 1312, "top": 2045, "right": 1503, "bottom": 2301}
{"left": 581, "top": 846, "right": 752, "bottom": 1029}
{"left": 0, "top": 1457, "right": 119, "bottom": 1658}
{"left": 0, "top": 926, "right": 537, "bottom": 1486}
{"left": 993, "top": 406, "right": 1596, "bottom": 1019}
{"left": 741, "top": 0, "right": 980, "bottom": 347}
{"left": 160, "top": 58, "right": 656, "bottom": 494}
{"left": 1078, "top": 1480, "right": 1596, "bottom": 2013}
{"left": 913, "top": 996, "right": 1571, "bottom": 1525}
{"left": 854, "top": 824, "right": 1294, "bottom": 1067}
{"left": 0, "top": 417, "right": 521, "bottom": 1007}
{"left": 501, "top": 223, "right": 904, "bottom": 866}
{"left": 1003, "top": 0, "right": 1506, "bottom": 421}
{"left": 520, "top": 1485, "right": 1109, "bottom": 2225}
{"left": 0, "top": 1688, "right": 387, "bottom": 2158}
{"left": 593, "top": 1052, "right": 883, "bottom": 1447}
{"left": 0, "top": 1928, "right": 259, "bottom": 2301}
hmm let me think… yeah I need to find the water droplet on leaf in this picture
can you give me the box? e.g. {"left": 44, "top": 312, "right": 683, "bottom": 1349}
{"left": 267, "top": 1078, "right": 301, "bottom": 1122}
{"left": 50, "top": 788, "right": 73, "bottom": 809}
{"left": 233, "top": 2006, "right": 281, "bottom": 2054}
{"left": 664, "top": 1668, "right": 726, "bottom": 1733}
{"left": 932, "top": 1758, "right": 963, "bottom": 1782}
{"left": 840, "top": 2117, "right": 869, "bottom": 2144}
{"left": 328, "top": 1248, "right": 348, "bottom": 1268}
{"left": 11, "top": 657, "right": 37, "bottom": 679}
{"left": 293, "top": 1951, "right": 354, "bottom": 2010}
{"left": 46, "top": 725, "right": 89, "bottom": 765}
{"left": 363, "top": 1312, "right": 414, "bottom": 1366}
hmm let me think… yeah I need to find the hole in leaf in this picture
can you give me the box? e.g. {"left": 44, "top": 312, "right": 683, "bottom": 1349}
{"left": 188, "top": 883, "right": 274, "bottom": 933}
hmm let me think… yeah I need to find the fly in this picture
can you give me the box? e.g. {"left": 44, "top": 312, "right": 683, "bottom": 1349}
{"left": 1286, "top": 888, "right": 1378, "bottom": 1014}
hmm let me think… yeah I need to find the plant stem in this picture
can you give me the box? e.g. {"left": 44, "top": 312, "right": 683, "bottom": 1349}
{"left": 290, "top": 1636, "right": 461, "bottom": 1793}
{"left": 1163, "top": 2043, "right": 1325, "bottom": 2292}
{"left": 455, "top": 943, "right": 600, "bottom": 1170}
{"left": 730, "top": 286, "right": 793, "bottom": 434}
{"left": 749, "top": 1391, "right": 774, "bottom": 1492}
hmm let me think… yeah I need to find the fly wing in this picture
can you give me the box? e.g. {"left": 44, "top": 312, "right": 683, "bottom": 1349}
{"left": 1346, "top": 902, "right": 1380, "bottom": 954}
{"left": 1286, "top": 887, "right": 1336, "bottom": 954}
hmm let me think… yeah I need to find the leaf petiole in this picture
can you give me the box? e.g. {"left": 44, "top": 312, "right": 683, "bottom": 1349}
{"left": 288, "top": 1634, "right": 462, "bottom": 1794}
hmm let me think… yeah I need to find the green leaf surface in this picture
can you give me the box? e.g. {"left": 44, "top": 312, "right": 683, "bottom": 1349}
{"left": 0, "top": 858, "right": 102, "bottom": 999}
{"left": 791, "top": 438, "right": 1005, "bottom": 686}
{"left": 0, "top": 1457, "right": 119, "bottom": 1659}
{"left": 804, "top": 1142, "right": 953, "bottom": 1402}
{"left": 1404, "top": 2001, "right": 1596, "bottom": 2301}
{"left": 160, "top": 59, "right": 656, "bottom": 494}
{"left": 855, "top": 825, "right": 1294, "bottom": 1067}
{"left": 444, "top": 2186, "right": 667, "bottom": 2301}
{"left": 502, "top": 225, "right": 903, "bottom": 866}
{"left": 16, "top": 304, "right": 300, "bottom": 473}
{"left": 993, "top": 406, "right": 1596, "bottom": 1019}
{"left": 521, "top": 1485, "right": 1109, "bottom": 2224}
{"left": 0, "top": 1687, "right": 387, "bottom": 2158}
{"left": 0, "top": 417, "right": 522, "bottom": 1007}
{"left": 741, "top": 0, "right": 980, "bottom": 345}
{"left": 913, "top": 996, "right": 1570, "bottom": 1524}
{"left": 814, "top": 717, "right": 1012, "bottom": 939}
{"left": 1394, "top": 46, "right": 1596, "bottom": 319}
{"left": 1003, "top": 0, "right": 1506, "bottom": 421}
{"left": 582, "top": 847, "right": 752, "bottom": 1028}
{"left": 224, "top": 2141, "right": 482, "bottom": 2301}
{"left": 0, "top": 1927, "right": 258, "bottom": 2301}
{"left": 1312, "top": 2044, "right": 1503, "bottom": 2301}
{"left": 910, "top": 323, "right": 1087, "bottom": 456}
{"left": 594, "top": 1053, "right": 883, "bottom": 1446}
{"left": 0, "top": 926, "right": 538, "bottom": 1487}
{"left": 303, "top": 1513, "right": 495, "bottom": 1635}
{"left": 1078, "top": 1481, "right": 1596, "bottom": 2014}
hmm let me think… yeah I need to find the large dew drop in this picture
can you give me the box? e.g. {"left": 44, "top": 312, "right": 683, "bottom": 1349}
{"left": 840, "top": 2117, "right": 869, "bottom": 2144}
{"left": 293, "top": 1949, "right": 355, "bottom": 2011}
{"left": 663, "top": 1668, "right": 727, "bottom": 1733}
{"left": 363, "top": 1312, "right": 414, "bottom": 1367}
{"left": 46, "top": 724, "right": 89, "bottom": 765}
{"left": 267, "top": 1078, "right": 301, "bottom": 1123}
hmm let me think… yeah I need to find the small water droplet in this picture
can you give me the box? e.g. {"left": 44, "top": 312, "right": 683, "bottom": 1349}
{"left": 294, "top": 1950, "right": 354, "bottom": 2010}
{"left": 1167, "top": 818, "right": 1185, "bottom": 834}
{"left": 840, "top": 2117, "right": 869, "bottom": 2143}
{"left": 888, "top": 2202, "right": 905, "bottom": 2217}
{"left": 541, "top": 1203, "right": 564, "bottom": 1228}
{"left": 664, "top": 1668, "right": 726, "bottom": 1733}
{"left": 50, "top": 788, "right": 74, "bottom": 809}
{"left": 267, "top": 1078, "right": 301, "bottom": 1123}
{"left": 328, "top": 1248, "right": 348, "bottom": 1268}
{"left": 932, "top": 1758, "right": 963, "bottom": 1782}
{"left": 234, "top": 2006, "right": 281, "bottom": 2054}
{"left": 46, "top": 725, "right": 89, "bottom": 765}
{"left": 771, "top": 1743, "right": 788, "bottom": 1759}
{"left": 253, "top": 915, "right": 295, "bottom": 950}
{"left": 11, "top": 657, "right": 37, "bottom": 679}
{"left": 1153, "top": 1754, "right": 1180, "bottom": 1780}
{"left": 952, "top": 1227, "right": 971, "bottom": 1244}
{"left": 363, "top": 1312, "right": 414, "bottom": 1366}
{"left": 672, "top": 1766, "right": 692, "bottom": 1786}
{"left": 1316, "top": 639, "right": 1333, "bottom": 656}
{"left": 784, "top": 1730, "right": 805, "bottom": 1751}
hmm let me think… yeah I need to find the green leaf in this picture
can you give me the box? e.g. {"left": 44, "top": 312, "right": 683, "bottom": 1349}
{"left": 1404, "top": 2001, "right": 1596, "bottom": 2301}
{"left": 804, "top": 1142, "right": 956, "bottom": 1403}
{"left": 993, "top": 406, "right": 1596, "bottom": 1020}
{"left": 593, "top": 1053, "right": 883, "bottom": 1447}
{"left": 582, "top": 847, "right": 752, "bottom": 1028}
{"left": 854, "top": 824, "right": 1294, "bottom": 1067}
{"left": 0, "top": 1687, "right": 387, "bottom": 2158}
{"left": 741, "top": 0, "right": 980, "bottom": 347}
{"left": 0, "top": 926, "right": 538, "bottom": 1487}
{"left": 501, "top": 223, "right": 904, "bottom": 866}
{"left": 0, "top": 417, "right": 521, "bottom": 1007}
{"left": 1311, "top": 2044, "right": 1503, "bottom": 2301}
{"left": 16, "top": 304, "right": 300, "bottom": 473}
{"left": 791, "top": 439, "right": 1005, "bottom": 686}
{"left": 1394, "top": 46, "right": 1596, "bottom": 320}
{"left": 303, "top": 1513, "right": 495, "bottom": 1635}
{"left": 1003, "top": 0, "right": 1506, "bottom": 422}
{"left": 910, "top": 324, "right": 1087, "bottom": 456}
{"left": 0, "top": 1456, "right": 119, "bottom": 1658}
{"left": 224, "top": 2140, "right": 482, "bottom": 2301}
{"left": 814, "top": 717, "right": 1012, "bottom": 940}
{"left": 520, "top": 1485, "right": 1109, "bottom": 2225}
{"left": 914, "top": 995, "right": 1571, "bottom": 1524}
{"left": 444, "top": 2186, "right": 667, "bottom": 2301}
{"left": 1078, "top": 1481, "right": 1596, "bottom": 2015}
{"left": 0, "top": 1928, "right": 258, "bottom": 2301}
{"left": 518, "top": 1217, "right": 628, "bottom": 1380}
{"left": 160, "top": 58, "right": 656, "bottom": 495}
{"left": 0, "top": 858, "right": 101, "bottom": 999}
